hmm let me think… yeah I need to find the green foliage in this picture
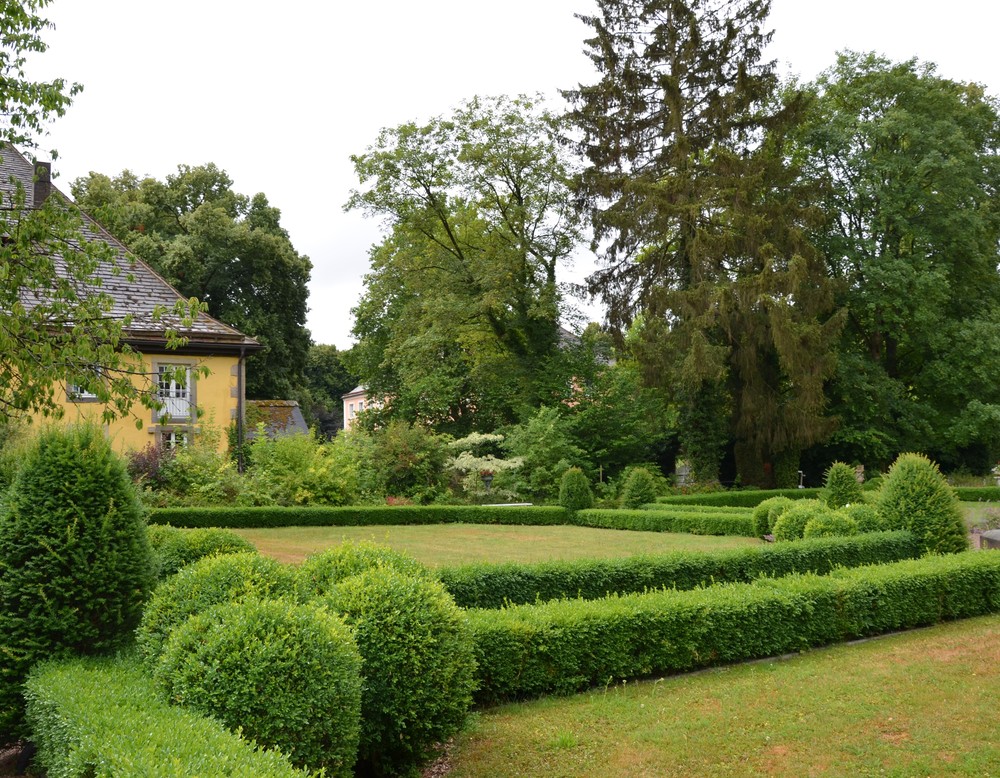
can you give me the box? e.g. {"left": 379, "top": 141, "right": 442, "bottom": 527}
{"left": 345, "top": 420, "right": 452, "bottom": 503}
{"left": 147, "top": 524, "right": 257, "bottom": 580}
{"left": 303, "top": 344, "right": 359, "bottom": 437}
{"left": 877, "top": 453, "right": 969, "bottom": 554}
{"left": 843, "top": 502, "right": 887, "bottom": 533}
{"left": 154, "top": 599, "right": 362, "bottom": 775}
{"left": 0, "top": 419, "right": 32, "bottom": 493}
{"left": 325, "top": 566, "right": 477, "bottom": 777}
{"left": 149, "top": 504, "right": 571, "bottom": 529}
{"left": 658, "top": 488, "right": 823, "bottom": 507}
{"left": 559, "top": 467, "right": 594, "bottom": 512}
{"left": 772, "top": 500, "right": 834, "bottom": 542}
{"left": 573, "top": 508, "right": 755, "bottom": 537}
{"left": 468, "top": 552, "right": 1000, "bottom": 703}
{"left": 296, "top": 541, "right": 431, "bottom": 599}
{"left": 500, "top": 406, "right": 587, "bottom": 503}
{"left": 136, "top": 552, "right": 298, "bottom": 664}
{"left": 246, "top": 430, "right": 358, "bottom": 506}
{"left": 72, "top": 164, "right": 311, "bottom": 399}
{"left": 25, "top": 654, "right": 314, "bottom": 777}
{"left": 446, "top": 431, "right": 520, "bottom": 502}
{"left": 803, "top": 512, "right": 859, "bottom": 539}
{"left": 0, "top": 425, "right": 154, "bottom": 741}
{"left": 346, "top": 95, "right": 582, "bottom": 433}
{"left": 752, "top": 496, "right": 793, "bottom": 536}
{"left": 437, "top": 531, "right": 919, "bottom": 609}
{"left": 619, "top": 467, "right": 658, "bottom": 509}
{"left": 822, "top": 461, "right": 864, "bottom": 508}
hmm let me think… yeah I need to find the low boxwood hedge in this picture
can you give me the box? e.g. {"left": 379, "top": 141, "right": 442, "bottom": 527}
{"left": 468, "top": 551, "right": 1000, "bottom": 703}
{"left": 657, "top": 488, "right": 822, "bottom": 507}
{"left": 24, "top": 654, "right": 315, "bottom": 777}
{"left": 639, "top": 503, "right": 753, "bottom": 515}
{"left": 437, "top": 531, "right": 920, "bottom": 608}
{"left": 954, "top": 487, "right": 1000, "bottom": 502}
{"left": 572, "top": 508, "right": 756, "bottom": 536}
{"left": 149, "top": 505, "right": 570, "bottom": 529}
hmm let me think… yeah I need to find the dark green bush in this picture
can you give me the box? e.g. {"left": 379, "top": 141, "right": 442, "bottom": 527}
{"left": 325, "top": 568, "right": 477, "bottom": 777}
{"left": 0, "top": 425, "right": 154, "bottom": 742}
{"left": 877, "top": 453, "right": 969, "bottom": 554}
{"left": 436, "top": 531, "right": 920, "bottom": 608}
{"left": 953, "top": 487, "right": 1000, "bottom": 502}
{"left": 149, "top": 504, "right": 570, "bottom": 528}
{"left": 657, "top": 488, "right": 822, "bottom": 507}
{"left": 468, "top": 551, "right": 1000, "bottom": 703}
{"left": 25, "top": 654, "right": 314, "bottom": 777}
{"left": 620, "top": 468, "right": 658, "bottom": 508}
{"left": 803, "top": 512, "right": 859, "bottom": 539}
{"left": 772, "top": 500, "right": 833, "bottom": 541}
{"left": 559, "top": 467, "right": 594, "bottom": 512}
{"left": 822, "top": 461, "right": 864, "bottom": 508}
{"left": 573, "top": 508, "right": 756, "bottom": 536}
{"left": 136, "top": 552, "right": 298, "bottom": 663}
{"left": 751, "top": 496, "right": 793, "bottom": 536}
{"left": 148, "top": 524, "right": 257, "bottom": 580}
{"left": 154, "top": 599, "right": 362, "bottom": 775}
{"left": 296, "top": 541, "right": 430, "bottom": 599}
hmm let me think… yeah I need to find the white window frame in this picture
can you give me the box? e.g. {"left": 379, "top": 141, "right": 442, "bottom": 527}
{"left": 67, "top": 366, "right": 103, "bottom": 403}
{"left": 155, "top": 363, "right": 194, "bottom": 423}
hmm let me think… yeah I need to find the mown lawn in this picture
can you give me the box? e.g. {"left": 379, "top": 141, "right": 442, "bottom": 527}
{"left": 447, "top": 614, "right": 1000, "bottom": 777}
{"left": 232, "top": 524, "right": 760, "bottom": 566}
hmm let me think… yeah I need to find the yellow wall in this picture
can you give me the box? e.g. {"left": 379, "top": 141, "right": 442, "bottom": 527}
{"left": 53, "top": 352, "right": 240, "bottom": 455}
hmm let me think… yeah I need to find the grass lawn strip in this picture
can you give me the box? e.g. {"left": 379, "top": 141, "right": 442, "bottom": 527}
{"left": 447, "top": 614, "right": 1000, "bottom": 777}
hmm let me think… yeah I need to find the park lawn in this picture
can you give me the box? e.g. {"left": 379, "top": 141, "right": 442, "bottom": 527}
{"left": 231, "top": 524, "right": 760, "bottom": 566}
{"left": 446, "top": 614, "right": 1000, "bottom": 778}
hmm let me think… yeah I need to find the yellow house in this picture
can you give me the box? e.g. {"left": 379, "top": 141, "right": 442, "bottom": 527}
{"left": 4, "top": 146, "right": 259, "bottom": 454}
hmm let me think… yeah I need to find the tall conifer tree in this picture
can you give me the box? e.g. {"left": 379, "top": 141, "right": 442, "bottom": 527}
{"left": 565, "top": 0, "right": 842, "bottom": 485}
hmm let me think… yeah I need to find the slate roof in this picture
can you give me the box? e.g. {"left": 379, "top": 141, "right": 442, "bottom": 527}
{"left": 246, "top": 400, "right": 309, "bottom": 437}
{"left": 2, "top": 145, "right": 258, "bottom": 350}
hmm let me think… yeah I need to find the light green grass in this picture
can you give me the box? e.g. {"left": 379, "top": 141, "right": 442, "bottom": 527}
{"left": 232, "top": 524, "right": 760, "bottom": 566}
{"left": 448, "top": 614, "right": 1000, "bottom": 777}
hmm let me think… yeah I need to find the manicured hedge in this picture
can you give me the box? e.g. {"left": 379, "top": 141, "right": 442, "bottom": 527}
{"left": 25, "top": 654, "right": 315, "bottom": 777}
{"left": 437, "top": 531, "right": 920, "bottom": 608}
{"left": 149, "top": 505, "right": 570, "bottom": 529}
{"left": 468, "top": 551, "right": 1000, "bottom": 703}
{"left": 657, "top": 488, "right": 822, "bottom": 507}
{"left": 572, "top": 508, "right": 756, "bottom": 536}
{"left": 954, "top": 487, "right": 1000, "bottom": 502}
{"left": 640, "top": 503, "right": 753, "bottom": 515}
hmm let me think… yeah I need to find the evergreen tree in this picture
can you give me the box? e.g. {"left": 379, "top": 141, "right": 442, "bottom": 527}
{"left": 565, "top": 0, "right": 842, "bottom": 485}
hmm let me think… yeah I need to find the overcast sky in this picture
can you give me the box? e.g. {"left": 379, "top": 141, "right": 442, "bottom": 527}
{"left": 26, "top": 0, "right": 1000, "bottom": 347}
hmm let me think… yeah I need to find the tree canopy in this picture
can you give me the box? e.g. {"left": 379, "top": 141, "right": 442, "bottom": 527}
{"left": 71, "top": 164, "right": 312, "bottom": 400}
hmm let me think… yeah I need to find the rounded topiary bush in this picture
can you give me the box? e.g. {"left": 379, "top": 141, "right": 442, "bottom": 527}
{"left": 326, "top": 567, "right": 477, "bottom": 777}
{"left": 877, "top": 452, "right": 968, "bottom": 554}
{"left": 154, "top": 598, "right": 362, "bottom": 775}
{"left": 149, "top": 524, "right": 257, "bottom": 580}
{"left": 771, "top": 500, "right": 832, "bottom": 542}
{"left": 296, "top": 541, "right": 430, "bottom": 599}
{"left": 842, "top": 502, "right": 886, "bottom": 533}
{"left": 0, "top": 425, "right": 154, "bottom": 741}
{"left": 752, "top": 496, "right": 793, "bottom": 537}
{"left": 558, "top": 467, "right": 593, "bottom": 512}
{"left": 803, "top": 511, "right": 859, "bottom": 539}
{"left": 137, "top": 552, "right": 297, "bottom": 664}
{"left": 822, "top": 461, "right": 864, "bottom": 509}
{"left": 619, "top": 467, "right": 658, "bottom": 509}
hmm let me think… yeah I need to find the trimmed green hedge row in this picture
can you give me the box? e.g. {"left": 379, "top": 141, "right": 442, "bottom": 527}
{"left": 657, "top": 488, "right": 822, "bottom": 507}
{"left": 468, "top": 551, "right": 1000, "bottom": 703}
{"left": 437, "top": 531, "right": 920, "bottom": 608}
{"left": 149, "top": 505, "right": 570, "bottom": 529}
{"left": 639, "top": 503, "right": 752, "bottom": 515}
{"left": 24, "top": 654, "right": 315, "bottom": 777}
{"left": 572, "top": 508, "right": 756, "bottom": 536}
{"left": 954, "top": 487, "right": 1000, "bottom": 502}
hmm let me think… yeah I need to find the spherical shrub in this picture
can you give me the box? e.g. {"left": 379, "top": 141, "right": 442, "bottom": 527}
{"left": 149, "top": 524, "right": 257, "bottom": 580}
{"left": 0, "top": 425, "right": 154, "bottom": 741}
{"left": 326, "top": 568, "right": 477, "bottom": 777}
{"left": 772, "top": 500, "right": 833, "bottom": 542}
{"left": 877, "top": 452, "right": 968, "bottom": 554}
{"left": 137, "top": 552, "right": 297, "bottom": 664}
{"left": 296, "top": 541, "right": 430, "bottom": 599}
{"left": 559, "top": 467, "right": 594, "bottom": 512}
{"left": 752, "top": 496, "right": 793, "bottom": 536}
{"left": 803, "top": 511, "right": 859, "bottom": 539}
{"left": 619, "top": 467, "right": 658, "bottom": 509}
{"left": 842, "top": 502, "right": 886, "bottom": 533}
{"left": 154, "top": 598, "right": 362, "bottom": 775}
{"left": 822, "top": 461, "right": 864, "bottom": 508}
